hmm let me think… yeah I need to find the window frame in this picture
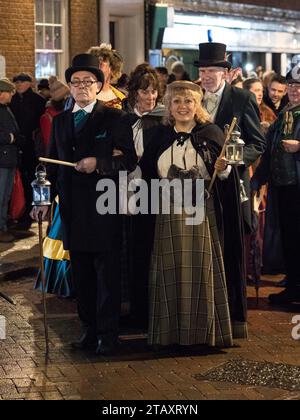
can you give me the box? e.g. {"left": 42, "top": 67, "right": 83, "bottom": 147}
{"left": 35, "top": 0, "right": 69, "bottom": 80}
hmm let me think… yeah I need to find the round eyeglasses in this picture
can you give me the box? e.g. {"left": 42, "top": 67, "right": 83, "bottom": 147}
{"left": 70, "top": 80, "right": 98, "bottom": 88}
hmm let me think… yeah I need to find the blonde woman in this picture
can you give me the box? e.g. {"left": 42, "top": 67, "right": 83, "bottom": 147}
{"left": 141, "top": 81, "right": 242, "bottom": 348}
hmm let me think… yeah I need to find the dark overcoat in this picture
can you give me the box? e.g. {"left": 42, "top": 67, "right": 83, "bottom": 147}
{"left": 251, "top": 105, "right": 300, "bottom": 273}
{"left": 215, "top": 82, "right": 266, "bottom": 232}
{"left": 48, "top": 101, "right": 137, "bottom": 253}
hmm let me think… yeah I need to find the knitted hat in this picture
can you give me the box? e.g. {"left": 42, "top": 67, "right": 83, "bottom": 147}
{"left": 0, "top": 77, "right": 15, "bottom": 92}
{"left": 48, "top": 76, "right": 70, "bottom": 101}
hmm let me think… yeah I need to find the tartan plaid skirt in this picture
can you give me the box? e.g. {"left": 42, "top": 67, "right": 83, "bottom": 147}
{"left": 148, "top": 196, "right": 234, "bottom": 348}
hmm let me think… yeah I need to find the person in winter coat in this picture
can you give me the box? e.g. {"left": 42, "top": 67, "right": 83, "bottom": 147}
{"left": 0, "top": 78, "right": 24, "bottom": 242}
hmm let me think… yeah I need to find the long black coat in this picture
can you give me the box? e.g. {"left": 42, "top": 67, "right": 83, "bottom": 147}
{"left": 10, "top": 88, "right": 46, "bottom": 169}
{"left": 0, "top": 104, "right": 24, "bottom": 168}
{"left": 215, "top": 82, "right": 266, "bottom": 233}
{"left": 48, "top": 101, "right": 137, "bottom": 253}
{"left": 251, "top": 106, "right": 300, "bottom": 273}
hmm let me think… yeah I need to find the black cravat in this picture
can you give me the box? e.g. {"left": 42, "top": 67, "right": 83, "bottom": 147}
{"left": 175, "top": 132, "right": 191, "bottom": 147}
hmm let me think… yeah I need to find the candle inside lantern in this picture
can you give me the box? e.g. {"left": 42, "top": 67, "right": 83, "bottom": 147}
{"left": 31, "top": 164, "right": 52, "bottom": 206}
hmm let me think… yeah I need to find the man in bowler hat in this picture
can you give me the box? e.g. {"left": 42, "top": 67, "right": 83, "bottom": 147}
{"left": 31, "top": 53, "right": 137, "bottom": 355}
{"left": 195, "top": 42, "right": 266, "bottom": 338}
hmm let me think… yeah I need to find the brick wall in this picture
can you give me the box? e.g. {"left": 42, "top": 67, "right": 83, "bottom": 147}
{"left": 0, "top": 0, "right": 35, "bottom": 79}
{"left": 69, "top": 0, "right": 99, "bottom": 59}
{"left": 0, "top": 0, "right": 100, "bottom": 79}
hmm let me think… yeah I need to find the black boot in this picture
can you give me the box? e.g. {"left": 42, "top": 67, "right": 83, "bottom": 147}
{"left": 275, "top": 277, "right": 288, "bottom": 288}
{"left": 269, "top": 288, "right": 300, "bottom": 305}
{"left": 71, "top": 331, "right": 97, "bottom": 350}
{"left": 95, "top": 335, "right": 119, "bottom": 356}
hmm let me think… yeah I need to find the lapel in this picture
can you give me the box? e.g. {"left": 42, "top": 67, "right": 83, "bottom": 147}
{"left": 75, "top": 101, "right": 106, "bottom": 140}
{"left": 57, "top": 110, "right": 74, "bottom": 162}
{"left": 215, "top": 82, "right": 233, "bottom": 132}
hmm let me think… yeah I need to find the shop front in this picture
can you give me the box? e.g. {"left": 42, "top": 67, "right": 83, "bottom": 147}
{"left": 149, "top": 2, "right": 300, "bottom": 79}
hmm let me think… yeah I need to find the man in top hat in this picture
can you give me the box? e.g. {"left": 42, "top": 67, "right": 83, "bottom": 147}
{"left": 10, "top": 72, "right": 46, "bottom": 228}
{"left": 195, "top": 42, "right": 266, "bottom": 338}
{"left": 252, "top": 67, "right": 300, "bottom": 304}
{"left": 31, "top": 53, "right": 137, "bottom": 354}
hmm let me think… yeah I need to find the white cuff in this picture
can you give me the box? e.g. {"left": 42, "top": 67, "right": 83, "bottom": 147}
{"left": 217, "top": 165, "right": 232, "bottom": 180}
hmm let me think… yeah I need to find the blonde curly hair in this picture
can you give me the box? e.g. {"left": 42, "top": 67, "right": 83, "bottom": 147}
{"left": 88, "top": 43, "right": 124, "bottom": 84}
{"left": 163, "top": 84, "right": 210, "bottom": 126}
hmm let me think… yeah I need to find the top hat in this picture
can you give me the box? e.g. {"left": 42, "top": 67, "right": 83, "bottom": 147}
{"left": 194, "top": 42, "right": 231, "bottom": 69}
{"left": 286, "top": 67, "right": 300, "bottom": 85}
{"left": 65, "top": 53, "right": 104, "bottom": 84}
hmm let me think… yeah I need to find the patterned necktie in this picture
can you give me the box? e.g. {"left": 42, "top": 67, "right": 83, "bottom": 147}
{"left": 73, "top": 108, "right": 89, "bottom": 131}
{"left": 204, "top": 93, "right": 219, "bottom": 114}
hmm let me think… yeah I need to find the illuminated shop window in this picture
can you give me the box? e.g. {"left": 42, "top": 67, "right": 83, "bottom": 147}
{"left": 35, "top": 0, "right": 68, "bottom": 79}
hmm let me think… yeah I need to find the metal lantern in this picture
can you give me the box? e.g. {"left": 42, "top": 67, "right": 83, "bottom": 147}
{"left": 225, "top": 128, "right": 245, "bottom": 165}
{"left": 31, "top": 164, "right": 51, "bottom": 206}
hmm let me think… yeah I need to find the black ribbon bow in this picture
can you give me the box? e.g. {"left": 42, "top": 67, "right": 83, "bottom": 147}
{"left": 175, "top": 132, "right": 191, "bottom": 147}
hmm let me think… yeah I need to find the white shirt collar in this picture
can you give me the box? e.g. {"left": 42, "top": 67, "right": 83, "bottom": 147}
{"left": 174, "top": 127, "right": 193, "bottom": 134}
{"left": 134, "top": 107, "right": 149, "bottom": 118}
{"left": 72, "top": 100, "right": 97, "bottom": 114}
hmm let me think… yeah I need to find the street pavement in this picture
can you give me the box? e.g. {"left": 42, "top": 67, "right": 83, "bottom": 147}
{"left": 0, "top": 225, "right": 300, "bottom": 400}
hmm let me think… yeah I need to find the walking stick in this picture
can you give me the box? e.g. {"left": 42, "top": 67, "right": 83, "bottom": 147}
{"left": 39, "top": 157, "right": 77, "bottom": 168}
{"left": 38, "top": 211, "right": 49, "bottom": 355}
{"left": 0, "top": 291, "right": 15, "bottom": 305}
{"left": 208, "top": 117, "right": 238, "bottom": 193}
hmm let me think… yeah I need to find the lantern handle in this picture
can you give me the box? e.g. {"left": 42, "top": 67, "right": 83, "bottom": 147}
{"left": 208, "top": 116, "right": 238, "bottom": 194}
{"left": 35, "top": 163, "right": 47, "bottom": 174}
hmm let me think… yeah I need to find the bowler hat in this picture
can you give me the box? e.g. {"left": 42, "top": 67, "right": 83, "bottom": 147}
{"left": 65, "top": 53, "right": 104, "bottom": 84}
{"left": 194, "top": 42, "right": 231, "bottom": 69}
{"left": 286, "top": 67, "right": 300, "bottom": 85}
